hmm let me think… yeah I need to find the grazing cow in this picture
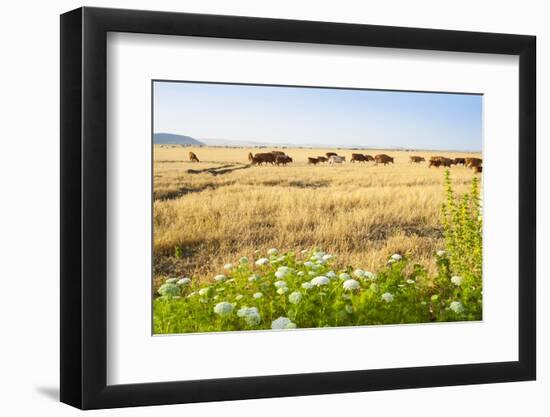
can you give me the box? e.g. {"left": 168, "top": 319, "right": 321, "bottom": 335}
{"left": 374, "top": 154, "right": 394, "bottom": 165}
{"left": 189, "top": 152, "right": 200, "bottom": 162}
{"left": 351, "top": 153, "right": 367, "bottom": 163}
{"left": 454, "top": 157, "right": 466, "bottom": 166}
{"left": 317, "top": 156, "right": 328, "bottom": 163}
{"left": 251, "top": 156, "right": 265, "bottom": 165}
{"left": 409, "top": 156, "right": 425, "bottom": 163}
{"left": 275, "top": 155, "right": 293, "bottom": 166}
{"left": 429, "top": 156, "right": 453, "bottom": 167}
{"left": 474, "top": 165, "right": 482, "bottom": 174}
{"left": 363, "top": 154, "right": 374, "bottom": 162}
{"left": 442, "top": 157, "right": 454, "bottom": 167}
{"left": 251, "top": 152, "right": 276, "bottom": 165}
{"left": 329, "top": 155, "right": 346, "bottom": 164}
{"left": 271, "top": 150, "right": 286, "bottom": 156}
{"left": 326, "top": 152, "right": 338, "bottom": 158}
{"left": 466, "top": 157, "right": 482, "bottom": 168}
{"left": 308, "top": 157, "right": 320, "bottom": 165}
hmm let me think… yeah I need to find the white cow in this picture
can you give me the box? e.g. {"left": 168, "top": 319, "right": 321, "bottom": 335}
{"left": 329, "top": 155, "right": 346, "bottom": 164}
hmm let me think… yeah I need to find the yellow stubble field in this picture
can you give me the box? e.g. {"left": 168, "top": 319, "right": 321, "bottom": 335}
{"left": 153, "top": 145, "right": 481, "bottom": 285}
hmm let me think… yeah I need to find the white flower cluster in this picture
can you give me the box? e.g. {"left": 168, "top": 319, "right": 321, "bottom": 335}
{"left": 310, "top": 276, "right": 329, "bottom": 286}
{"left": 271, "top": 316, "right": 297, "bottom": 330}
{"left": 311, "top": 251, "right": 325, "bottom": 261}
{"left": 381, "top": 292, "right": 394, "bottom": 303}
{"left": 255, "top": 258, "right": 269, "bottom": 266}
{"left": 274, "top": 280, "right": 288, "bottom": 294}
{"left": 450, "top": 276, "right": 463, "bottom": 286}
{"left": 363, "top": 271, "right": 376, "bottom": 280}
{"left": 177, "top": 277, "right": 191, "bottom": 286}
{"left": 158, "top": 282, "right": 180, "bottom": 297}
{"left": 343, "top": 279, "right": 360, "bottom": 291}
{"left": 275, "top": 266, "right": 291, "bottom": 279}
{"left": 214, "top": 274, "right": 226, "bottom": 282}
{"left": 450, "top": 301, "right": 464, "bottom": 314}
{"left": 213, "top": 301, "right": 234, "bottom": 316}
{"left": 354, "top": 269, "right": 375, "bottom": 280}
{"left": 198, "top": 287, "right": 211, "bottom": 297}
{"left": 237, "top": 306, "right": 261, "bottom": 325}
{"left": 354, "top": 269, "right": 365, "bottom": 278}
{"left": 288, "top": 291, "right": 302, "bottom": 304}
{"left": 301, "top": 282, "right": 313, "bottom": 290}
{"left": 267, "top": 248, "right": 278, "bottom": 256}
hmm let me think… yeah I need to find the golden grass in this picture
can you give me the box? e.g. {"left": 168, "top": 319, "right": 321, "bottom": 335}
{"left": 153, "top": 145, "right": 481, "bottom": 284}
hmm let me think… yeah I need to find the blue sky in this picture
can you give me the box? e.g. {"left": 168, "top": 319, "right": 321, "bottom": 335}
{"left": 153, "top": 81, "right": 482, "bottom": 151}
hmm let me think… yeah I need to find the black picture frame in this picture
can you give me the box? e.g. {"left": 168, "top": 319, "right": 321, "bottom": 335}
{"left": 60, "top": 6, "right": 536, "bottom": 410}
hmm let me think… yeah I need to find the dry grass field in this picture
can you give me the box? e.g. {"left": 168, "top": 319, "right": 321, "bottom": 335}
{"left": 153, "top": 145, "right": 481, "bottom": 286}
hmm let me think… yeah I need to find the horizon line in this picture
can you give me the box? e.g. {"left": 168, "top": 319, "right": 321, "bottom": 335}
{"left": 153, "top": 132, "right": 482, "bottom": 153}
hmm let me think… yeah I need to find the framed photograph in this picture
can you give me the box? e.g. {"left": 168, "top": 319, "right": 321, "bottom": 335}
{"left": 60, "top": 6, "right": 536, "bottom": 409}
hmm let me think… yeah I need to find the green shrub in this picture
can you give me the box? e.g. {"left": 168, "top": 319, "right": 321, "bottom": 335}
{"left": 441, "top": 170, "right": 482, "bottom": 277}
{"left": 438, "top": 170, "right": 483, "bottom": 320}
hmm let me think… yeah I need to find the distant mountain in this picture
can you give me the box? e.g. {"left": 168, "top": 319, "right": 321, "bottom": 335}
{"left": 154, "top": 133, "right": 204, "bottom": 145}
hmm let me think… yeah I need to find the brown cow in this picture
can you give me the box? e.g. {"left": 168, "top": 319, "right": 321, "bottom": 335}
{"left": 409, "top": 156, "right": 425, "bottom": 163}
{"left": 275, "top": 155, "right": 293, "bottom": 166}
{"left": 317, "top": 156, "right": 328, "bottom": 163}
{"left": 189, "top": 152, "right": 199, "bottom": 162}
{"left": 442, "top": 158, "right": 455, "bottom": 167}
{"left": 474, "top": 165, "right": 482, "bottom": 174}
{"left": 251, "top": 156, "right": 264, "bottom": 165}
{"left": 251, "top": 153, "right": 276, "bottom": 165}
{"left": 351, "top": 153, "right": 367, "bottom": 163}
{"left": 326, "top": 152, "right": 338, "bottom": 158}
{"left": 374, "top": 154, "right": 394, "bottom": 165}
{"left": 466, "top": 157, "right": 482, "bottom": 168}
{"left": 308, "top": 157, "right": 320, "bottom": 165}
{"left": 429, "top": 156, "right": 453, "bottom": 167}
{"left": 454, "top": 157, "right": 466, "bottom": 166}
{"left": 364, "top": 154, "right": 374, "bottom": 162}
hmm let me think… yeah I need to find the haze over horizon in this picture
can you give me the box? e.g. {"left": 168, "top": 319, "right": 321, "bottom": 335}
{"left": 153, "top": 81, "right": 483, "bottom": 152}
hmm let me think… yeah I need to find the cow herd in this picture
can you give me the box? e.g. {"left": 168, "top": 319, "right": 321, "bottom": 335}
{"left": 422, "top": 155, "right": 483, "bottom": 173}
{"left": 245, "top": 151, "right": 400, "bottom": 167}
{"left": 188, "top": 150, "right": 482, "bottom": 173}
